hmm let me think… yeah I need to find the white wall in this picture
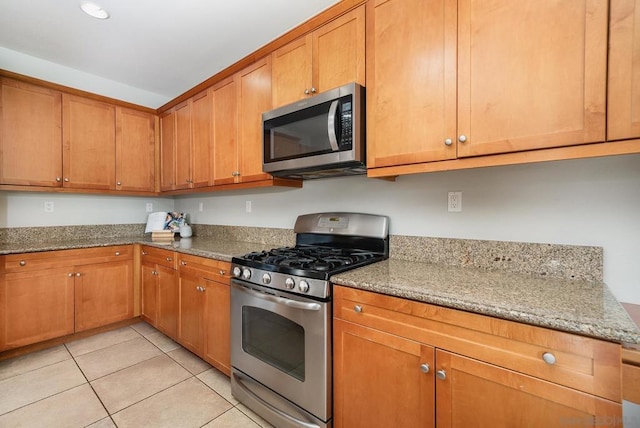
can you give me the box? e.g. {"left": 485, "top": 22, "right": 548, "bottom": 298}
{"left": 174, "top": 154, "right": 640, "bottom": 304}
{"left": 0, "top": 192, "right": 174, "bottom": 227}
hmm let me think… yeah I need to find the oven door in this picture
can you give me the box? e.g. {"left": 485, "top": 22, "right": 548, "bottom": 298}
{"left": 230, "top": 279, "right": 331, "bottom": 425}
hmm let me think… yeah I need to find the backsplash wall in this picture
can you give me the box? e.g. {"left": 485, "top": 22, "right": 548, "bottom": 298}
{"left": 1, "top": 154, "right": 638, "bottom": 304}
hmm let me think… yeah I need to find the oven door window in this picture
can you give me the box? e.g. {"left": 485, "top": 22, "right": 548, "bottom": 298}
{"left": 242, "top": 306, "right": 305, "bottom": 381}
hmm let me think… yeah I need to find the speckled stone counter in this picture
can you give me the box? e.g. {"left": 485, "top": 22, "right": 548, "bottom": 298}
{"left": 331, "top": 259, "right": 640, "bottom": 345}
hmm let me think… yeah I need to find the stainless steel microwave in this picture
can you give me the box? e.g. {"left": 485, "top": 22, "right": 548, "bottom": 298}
{"left": 262, "top": 82, "right": 365, "bottom": 179}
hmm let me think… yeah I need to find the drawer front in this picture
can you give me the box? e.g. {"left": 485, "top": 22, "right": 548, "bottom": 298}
{"left": 334, "top": 286, "right": 621, "bottom": 402}
{"left": 140, "top": 246, "right": 176, "bottom": 269}
{"left": 177, "top": 253, "right": 230, "bottom": 284}
{"left": 3, "top": 245, "right": 132, "bottom": 272}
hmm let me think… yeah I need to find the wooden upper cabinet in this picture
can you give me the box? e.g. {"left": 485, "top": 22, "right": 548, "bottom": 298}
{"left": 160, "top": 109, "right": 176, "bottom": 191}
{"left": 62, "top": 94, "right": 116, "bottom": 189}
{"left": 608, "top": 0, "right": 640, "bottom": 141}
{"left": 0, "top": 78, "right": 63, "bottom": 186}
{"left": 237, "top": 56, "right": 272, "bottom": 183}
{"left": 115, "top": 107, "right": 155, "bottom": 192}
{"left": 457, "top": 0, "right": 607, "bottom": 157}
{"left": 212, "top": 76, "right": 238, "bottom": 186}
{"left": 160, "top": 91, "right": 212, "bottom": 191}
{"left": 366, "top": 0, "right": 457, "bottom": 169}
{"left": 191, "top": 89, "right": 212, "bottom": 187}
{"left": 272, "top": 6, "right": 365, "bottom": 108}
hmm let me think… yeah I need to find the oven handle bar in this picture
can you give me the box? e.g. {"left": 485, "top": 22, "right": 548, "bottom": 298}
{"left": 232, "top": 371, "right": 322, "bottom": 428}
{"left": 232, "top": 282, "right": 322, "bottom": 311}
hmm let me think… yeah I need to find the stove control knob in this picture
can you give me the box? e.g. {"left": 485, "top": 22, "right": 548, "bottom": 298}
{"left": 299, "top": 280, "right": 310, "bottom": 293}
{"left": 242, "top": 268, "right": 252, "bottom": 280}
{"left": 262, "top": 273, "right": 271, "bottom": 285}
{"left": 233, "top": 266, "right": 242, "bottom": 277}
{"left": 285, "top": 278, "right": 295, "bottom": 289}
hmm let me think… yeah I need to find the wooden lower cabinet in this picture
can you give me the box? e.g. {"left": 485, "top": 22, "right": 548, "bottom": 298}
{"left": 333, "top": 286, "right": 623, "bottom": 428}
{"left": 177, "top": 254, "right": 231, "bottom": 375}
{"left": 74, "top": 259, "right": 133, "bottom": 332}
{"left": 0, "top": 267, "right": 75, "bottom": 350}
{"left": 140, "top": 246, "right": 178, "bottom": 337}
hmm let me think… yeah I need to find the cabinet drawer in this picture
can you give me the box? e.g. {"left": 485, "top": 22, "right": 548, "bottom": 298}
{"left": 178, "top": 253, "right": 230, "bottom": 284}
{"left": 3, "top": 245, "right": 132, "bottom": 273}
{"left": 334, "top": 286, "right": 621, "bottom": 402}
{"left": 140, "top": 245, "right": 176, "bottom": 269}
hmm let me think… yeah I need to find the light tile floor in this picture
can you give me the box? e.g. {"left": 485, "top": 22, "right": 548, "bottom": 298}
{"left": 0, "top": 322, "right": 274, "bottom": 428}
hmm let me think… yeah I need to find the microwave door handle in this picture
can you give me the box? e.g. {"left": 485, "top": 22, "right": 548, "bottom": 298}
{"left": 327, "top": 100, "right": 339, "bottom": 151}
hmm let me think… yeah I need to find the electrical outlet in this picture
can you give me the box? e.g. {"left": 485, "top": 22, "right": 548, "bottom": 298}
{"left": 448, "top": 192, "right": 462, "bottom": 212}
{"left": 245, "top": 200, "right": 252, "bottom": 213}
{"left": 145, "top": 203, "right": 153, "bottom": 212}
{"left": 44, "top": 201, "right": 54, "bottom": 213}
{"left": 199, "top": 202, "right": 204, "bottom": 212}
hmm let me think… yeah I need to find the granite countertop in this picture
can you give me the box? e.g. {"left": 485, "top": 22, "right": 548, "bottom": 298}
{"left": 2, "top": 235, "right": 639, "bottom": 345}
{"left": 331, "top": 259, "right": 640, "bottom": 345}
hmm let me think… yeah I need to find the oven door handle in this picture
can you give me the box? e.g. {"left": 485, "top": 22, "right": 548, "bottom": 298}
{"left": 327, "top": 99, "right": 339, "bottom": 151}
{"left": 232, "top": 282, "right": 322, "bottom": 311}
{"left": 233, "top": 371, "right": 322, "bottom": 428}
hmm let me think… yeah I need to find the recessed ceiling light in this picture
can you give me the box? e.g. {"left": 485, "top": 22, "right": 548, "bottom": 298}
{"left": 80, "top": 2, "right": 110, "bottom": 20}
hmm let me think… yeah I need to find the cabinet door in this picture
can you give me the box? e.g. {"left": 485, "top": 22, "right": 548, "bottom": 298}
{"left": 272, "top": 34, "right": 312, "bottom": 108}
{"left": 74, "top": 259, "right": 133, "bottom": 332}
{"left": 435, "top": 350, "right": 622, "bottom": 428}
{"left": 115, "top": 107, "right": 155, "bottom": 192}
{"left": 0, "top": 78, "right": 63, "bottom": 186}
{"left": 191, "top": 89, "right": 212, "bottom": 187}
{"left": 62, "top": 94, "right": 116, "bottom": 189}
{"left": 608, "top": 0, "right": 640, "bottom": 141}
{"left": 211, "top": 76, "right": 238, "bottom": 185}
{"left": 334, "top": 319, "right": 435, "bottom": 428}
{"left": 157, "top": 264, "right": 178, "bottom": 338}
{"left": 366, "top": 0, "right": 457, "bottom": 169}
{"left": 0, "top": 267, "right": 75, "bottom": 350}
{"left": 237, "top": 57, "right": 273, "bottom": 183}
{"left": 160, "top": 110, "right": 176, "bottom": 191}
{"left": 313, "top": 6, "right": 365, "bottom": 93}
{"left": 178, "top": 272, "right": 205, "bottom": 354}
{"left": 174, "top": 101, "right": 192, "bottom": 190}
{"left": 141, "top": 262, "right": 158, "bottom": 326}
{"left": 457, "top": 0, "right": 607, "bottom": 157}
{"left": 204, "top": 279, "right": 230, "bottom": 375}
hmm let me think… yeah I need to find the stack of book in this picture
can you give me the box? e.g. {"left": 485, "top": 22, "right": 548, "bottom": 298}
{"left": 151, "top": 230, "right": 175, "bottom": 244}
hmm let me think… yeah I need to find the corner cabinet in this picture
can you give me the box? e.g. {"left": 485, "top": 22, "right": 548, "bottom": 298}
{"left": 271, "top": 5, "right": 365, "bottom": 108}
{"left": 366, "top": 0, "right": 608, "bottom": 171}
{"left": 0, "top": 246, "right": 134, "bottom": 351}
{"left": 333, "top": 286, "right": 622, "bottom": 428}
{"left": 115, "top": 107, "right": 156, "bottom": 192}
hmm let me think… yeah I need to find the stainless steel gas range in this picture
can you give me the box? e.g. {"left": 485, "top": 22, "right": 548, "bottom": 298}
{"left": 230, "top": 212, "right": 390, "bottom": 428}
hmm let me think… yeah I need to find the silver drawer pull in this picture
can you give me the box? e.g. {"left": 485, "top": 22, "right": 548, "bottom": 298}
{"left": 181, "top": 261, "right": 187, "bottom": 266}
{"left": 354, "top": 305, "right": 363, "bottom": 313}
{"left": 141, "top": 250, "right": 148, "bottom": 256}
{"left": 542, "top": 352, "right": 557, "bottom": 365}
{"left": 19, "top": 260, "right": 26, "bottom": 266}
{"left": 219, "top": 269, "right": 226, "bottom": 276}
{"left": 166, "top": 257, "right": 173, "bottom": 262}
{"left": 115, "top": 251, "right": 120, "bottom": 256}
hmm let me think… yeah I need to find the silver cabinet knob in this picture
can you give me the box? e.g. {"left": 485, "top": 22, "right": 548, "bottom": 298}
{"left": 152, "top": 270, "right": 158, "bottom": 276}
{"left": 420, "top": 363, "right": 430, "bottom": 374}
{"left": 19, "top": 260, "right": 26, "bottom": 266}
{"left": 219, "top": 269, "right": 226, "bottom": 276}
{"left": 542, "top": 352, "right": 557, "bottom": 365}
{"left": 354, "top": 305, "right": 363, "bottom": 313}
{"left": 304, "top": 88, "right": 310, "bottom": 95}
{"left": 64, "top": 178, "right": 70, "bottom": 182}
{"left": 181, "top": 261, "right": 187, "bottom": 266}
{"left": 141, "top": 250, "right": 148, "bottom": 256}
{"left": 232, "top": 171, "right": 240, "bottom": 177}
{"left": 436, "top": 370, "right": 447, "bottom": 380}
{"left": 56, "top": 177, "right": 62, "bottom": 182}
{"left": 76, "top": 272, "right": 81, "bottom": 277}
{"left": 68, "top": 273, "right": 74, "bottom": 277}
{"left": 117, "top": 181, "right": 122, "bottom": 186}
{"left": 166, "top": 257, "right": 172, "bottom": 262}
{"left": 115, "top": 251, "right": 120, "bottom": 256}
{"left": 458, "top": 135, "right": 467, "bottom": 143}
{"left": 444, "top": 138, "right": 453, "bottom": 146}
{"left": 310, "top": 87, "right": 317, "bottom": 94}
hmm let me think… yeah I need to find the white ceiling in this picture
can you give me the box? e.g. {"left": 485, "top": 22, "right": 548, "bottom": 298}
{"left": 0, "top": 0, "right": 340, "bottom": 108}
